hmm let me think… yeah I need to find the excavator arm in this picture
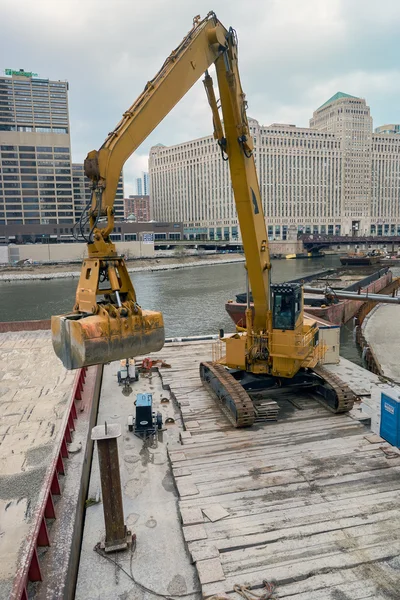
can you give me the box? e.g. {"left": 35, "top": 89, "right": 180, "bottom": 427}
{"left": 52, "top": 12, "right": 272, "bottom": 370}
{"left": 83, "top": 13, "right": 228, "bottom": 251}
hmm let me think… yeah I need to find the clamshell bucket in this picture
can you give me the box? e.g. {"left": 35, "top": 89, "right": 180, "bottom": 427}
{"left": 52, "top": 309, "right": 165, "bottom": 370}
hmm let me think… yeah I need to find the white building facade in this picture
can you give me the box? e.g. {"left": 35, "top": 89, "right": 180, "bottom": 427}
{"left": 149, "top": 93, "right": 400, "bottom": 240}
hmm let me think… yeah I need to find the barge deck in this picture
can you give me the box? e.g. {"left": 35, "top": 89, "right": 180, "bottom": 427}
{"left": 0, "top": 328, "right": 100, "bottom": 600}
{"left": 3, "top": 335, "right": 400, "bottom": 599}
{"left": 160, "top": 341, "right": 400, "bottom": 599}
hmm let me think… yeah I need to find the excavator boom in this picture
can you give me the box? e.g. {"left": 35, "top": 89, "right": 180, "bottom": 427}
{"left": 52, "top": 12, "right": 271, "bottom": 369}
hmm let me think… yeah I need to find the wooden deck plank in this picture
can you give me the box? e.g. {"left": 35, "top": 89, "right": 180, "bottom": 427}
{"left": 173, "top": 448, "right": 390, "bottom": 486}
{"left": 276, "top": 566, "right": 395, "bottom": 599}
{"left": 186, "top": 507, "right": 400, "bottom": 555}
{"left": 202, "top": 540, "right": 400, "bottom": 598}
{"left": 156, "top": 342, "right": 400, "bottom": 600}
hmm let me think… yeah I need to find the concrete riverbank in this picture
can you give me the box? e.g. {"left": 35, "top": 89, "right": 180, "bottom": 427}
{"left": 0, "top": 255, "right": 245, "bottom": 282}
{"left": 362, "top": 302, "right": 400, "bottom": 381}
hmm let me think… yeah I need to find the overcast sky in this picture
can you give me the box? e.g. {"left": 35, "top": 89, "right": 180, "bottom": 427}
{"left": 2, "top": 0, "right": 400, "bottom": 195}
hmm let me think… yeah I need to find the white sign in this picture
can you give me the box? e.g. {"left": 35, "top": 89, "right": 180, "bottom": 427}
{"left": 384, "top": 402, "right": 395, "bottom": 415}
{"left": 142, "top": 233, "right": 154, "bottom": 244}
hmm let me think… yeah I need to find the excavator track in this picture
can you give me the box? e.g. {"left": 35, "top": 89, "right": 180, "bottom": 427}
{"left": 312, "top": 364, "right": 356, "bottom": 414}
{"left": 200, "top": 362, "right": 255, "bottom": 428}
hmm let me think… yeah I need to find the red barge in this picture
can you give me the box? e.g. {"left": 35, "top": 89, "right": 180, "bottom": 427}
{"left": 226, "top": 266, "right": 393, "bottom": 327}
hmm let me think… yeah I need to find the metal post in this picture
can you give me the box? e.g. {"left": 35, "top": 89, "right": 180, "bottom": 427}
{"left": 91, "top": 423, "right": 131, "bottom": 552}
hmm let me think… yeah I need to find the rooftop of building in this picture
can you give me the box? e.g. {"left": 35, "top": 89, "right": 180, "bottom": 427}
{"left": 2, "top": 68, "right": 67, "bottom": 84}
{"left": 317, "top": 91, "right": 360, "bottom": 111}
{"left": 374, "top": 124, "right": 400, "bottom": 134}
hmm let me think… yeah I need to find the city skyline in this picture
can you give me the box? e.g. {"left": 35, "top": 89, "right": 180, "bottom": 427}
{"left": 1, "top": 0, "right": 400, "bottom": 195}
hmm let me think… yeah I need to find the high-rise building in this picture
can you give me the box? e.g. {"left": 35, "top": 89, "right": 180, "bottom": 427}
{"left": 143, "top": 172, "right": 149, "bottom": 195}
{"left": 72, "top": 163, "right": 88, "bottom": 218}
{"left": 0, "top": 69, "right": 73, "bottom": 225}
{"left": 309, "top": 92, "right": 373, "bottom": 235}
{"left": 135, "top": 172, "right": 149, "bottom": 197}
{"left": 72, "top": 163, "right": 125, "bottom": 221}
{"left": 149, "top": 93, "right": 400, "bottom": 240}
{"left": 124, "top": 195, "right": 150, "bottom": 221}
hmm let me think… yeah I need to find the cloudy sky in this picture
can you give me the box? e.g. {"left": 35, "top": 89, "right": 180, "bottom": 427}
{"left": 2, "top": 0, "right": 400, "bottom": 195}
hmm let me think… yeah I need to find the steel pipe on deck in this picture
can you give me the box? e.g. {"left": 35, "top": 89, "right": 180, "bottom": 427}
{"left": 303, "top": 286, "right": 400, "bottom": 305}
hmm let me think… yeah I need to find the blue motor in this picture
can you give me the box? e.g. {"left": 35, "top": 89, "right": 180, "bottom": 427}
{"left": 128, "top": 393, "right": 162, "bottom": 437}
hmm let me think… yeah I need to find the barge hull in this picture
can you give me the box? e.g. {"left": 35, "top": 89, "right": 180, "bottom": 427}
{"left": 226, "top": 268, "right": 392, "bottom": 326}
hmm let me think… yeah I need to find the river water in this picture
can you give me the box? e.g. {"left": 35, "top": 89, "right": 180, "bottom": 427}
{"left": 0, "top": 254, "right": 364, "bottom": 363}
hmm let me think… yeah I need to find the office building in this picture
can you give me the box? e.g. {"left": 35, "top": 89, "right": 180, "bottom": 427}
{"left": 309, "top": 92, "right": 373, "bottom": 236}
{"left": 0, "top": 69, "right": 73, "bottom": 225}
{"left": 124, "top": 195, "right": 150, "bottom": 221}
{"left": 149, "top": 93, "right": 400, "bottom": 239}
{"left": 72, "top": 163, "right": 124, "bottom": 222}
{"left": 143, "top": 172, "right": 149, "bottom": 195}
{"left": 136, "top": 172, "right": 149, "bottom": 196}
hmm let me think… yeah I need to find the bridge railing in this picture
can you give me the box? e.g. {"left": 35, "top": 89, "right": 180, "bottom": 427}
{"left": 300, "top": 235, "right": 400, "bottom": 245}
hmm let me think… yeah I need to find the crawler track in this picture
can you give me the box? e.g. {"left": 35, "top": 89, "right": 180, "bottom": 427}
{"left": 313, "top": 364, "right": 356, "bottom": 413}
{"left": 200, "top": 361, "right": 355, "bottom": 428}
{"left": 200, "top": 362, "right": 255, "bottom": 427}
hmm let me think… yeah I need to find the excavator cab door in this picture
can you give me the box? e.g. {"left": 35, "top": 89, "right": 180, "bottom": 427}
{"left": 271, "top": 283, "right": 302, "bottom": 331}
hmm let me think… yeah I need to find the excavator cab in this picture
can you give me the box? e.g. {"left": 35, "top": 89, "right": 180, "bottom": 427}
{"left": 271, "top": 283, "right": 302, "bottom": 331}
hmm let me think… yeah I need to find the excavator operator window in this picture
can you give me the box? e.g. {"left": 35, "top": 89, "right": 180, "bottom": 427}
{"left": 272, "top": 284, "right": 302, "bottom": 331}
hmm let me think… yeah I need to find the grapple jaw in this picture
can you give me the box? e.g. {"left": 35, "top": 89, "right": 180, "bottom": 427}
{"left": 52, "top": 309, "right": 165, "bottom": 370}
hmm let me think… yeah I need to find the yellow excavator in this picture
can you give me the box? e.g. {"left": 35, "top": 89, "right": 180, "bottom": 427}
{"left": 52, "top": 12, "right": 355, "bottom": 426}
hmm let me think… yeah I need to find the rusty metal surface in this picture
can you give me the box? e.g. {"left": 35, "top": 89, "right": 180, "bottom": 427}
{"left": 52, "top": 309, "right": 165, "bottom": 370}
{"left": 93, "top": 426, "right": 127, "bottom": 550}
{"left": 0, "top": 319, "right": 51, "bottom": 333}
{"left": 52, "top": 253, "right": 165, "bottom": 371}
